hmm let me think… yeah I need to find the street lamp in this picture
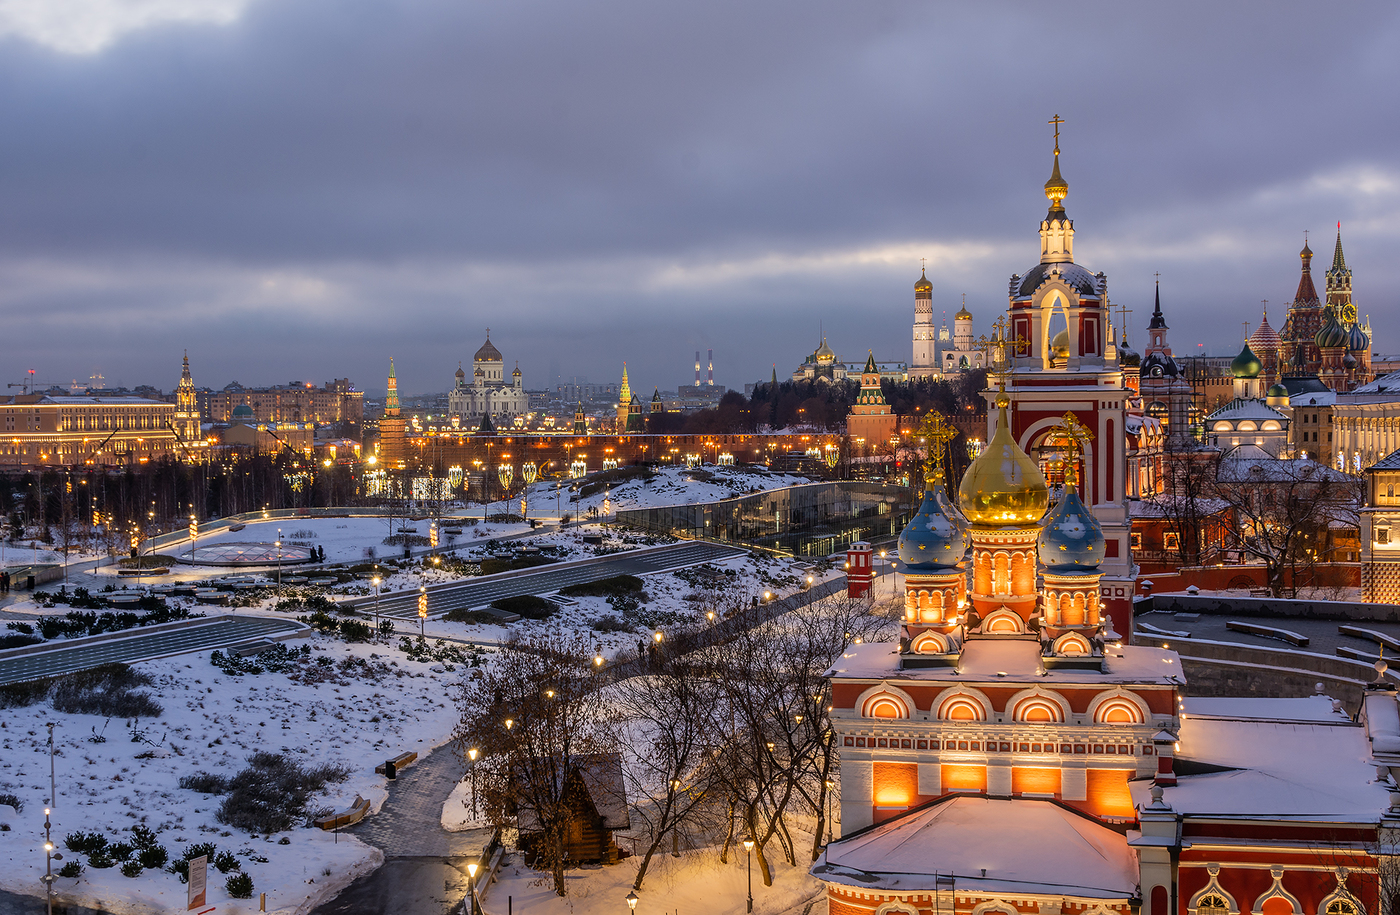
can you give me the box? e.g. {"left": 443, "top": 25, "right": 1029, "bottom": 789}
{"left": 465, "top": 860, "right": 480, "bottom": 915}
{"left": 371, "top": 576, "right": 382, "bottom": 642}
{"left": 743, "top": 836, "right": 755, "bottom": 913}
{"left": 626, "top": 889, "right": 639, "bottom": 913}
{"left": 275, "top": 528, "right": 283, "bottom": 596}
{"left": 467, "top": 747, "right": 480, "bottom": 818}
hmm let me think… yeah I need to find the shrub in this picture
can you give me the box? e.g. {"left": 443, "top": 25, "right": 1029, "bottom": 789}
{"left": 590, "top": 614, "right": 630, "bottom": 633}
{"left": 215, "top": 752, "right": 350, "bottom": 834}
{"left": 304, "top": 610, "right": 339, "bottom": 633}
{"left": 0, "top": 632, "right": 40, "bottom": 649}
{"left": 137, "top": 845, "right": 168, "bottom": 870}
{"left": 184, "top": 842, "right": 218, "bottom": 862}
{"left": 168, "top": 858, "right": 190, "bottom": 883}
{"left": 559, "top": 574, "right": 644, "bottom": 598}
{"left": 58, "top": 861, "right": 82, "bottom": 878}
{"left": 443, "top": 608, "right": 497, "bottom": 624}
{"left": 4, "top": 621, "right": 34, "bottom": 635}
{"left": 50, "top": 664, "right": 162, "bottom": 718}
{"left": 213, "top": 850, "right": 240, "bottom": 873}
{"left": 108, "top": 841, "right": 134, "bottom": 861}
{"left": 129, "top": 824, "right": 159, "bottom": 851}
{"left": 65, "top": 831, "right": 107, "bottom": 855}
{"left": 0, "top": 792, "right": 22, "bottom": 812}
{"left": 87, "top": 851, "right": 115, "bottom": 869}
{"left": 339, "top": 619, "right": 372, "bottom": 642}
{"left": 120, "top": 860, "right": 143, "bottom": 878}
{"left": 0, "top": 678, "right": 52, "bottom": 709}
{"left": 488, "top": 594, "right": 555, "bottom": 620}
{"left": 178, "top": 772, "right": 229, "bottom": 794}
{"left": 226, "top": 872, "right": 255, "bottom": 898}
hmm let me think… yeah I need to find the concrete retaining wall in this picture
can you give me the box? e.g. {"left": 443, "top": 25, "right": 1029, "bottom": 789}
{"left": 1141, "top": 593, "right": 1400, "bottom": 623}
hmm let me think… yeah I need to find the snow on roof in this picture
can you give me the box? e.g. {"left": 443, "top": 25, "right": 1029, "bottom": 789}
{"left": 813, "top": 796, "right": 1138, "bottom": 897}
{"left": 1129, "top": 498, "right": 1230, "bottom": 519}
{"left": 1352, "top": 370, "right": 1400, "bottom": 396}
{"left": 1139, "top": 701, "right": 1388, "bottom": 821}
{"left": 1205, "top": 399, "right": 1288, "bottom": 423}
{"left": 1183, "top": 695, "right": 1346, "bottom": 723}
{"left": 1216, "top": 452, "right": 1349, "bottom": 484}
{"left": 1362, "top": 692, "right": 1400, "bottom": 759}
{"left": 826, "top": 640, "right": 1183, "bottom": 686}
{"left": 1292, "top": 391, "right": 1336, "bottom": 406}
{"left": 1369, "top": 449, "right": 1400, "bottom": 472}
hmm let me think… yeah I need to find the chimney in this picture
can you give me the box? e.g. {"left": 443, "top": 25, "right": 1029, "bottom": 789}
{"left": 707, "top": 349, "right": 714, "bottom": 386}
{"left": 695, "top": 351, "right": 701, "bottom": 387}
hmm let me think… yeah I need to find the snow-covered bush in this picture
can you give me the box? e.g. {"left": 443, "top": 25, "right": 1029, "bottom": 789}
{"left": 226, "top": 872, "right": 255, "bottom": 898}
{"left": 215, "top": 752, "right": 350, "bottom": 834}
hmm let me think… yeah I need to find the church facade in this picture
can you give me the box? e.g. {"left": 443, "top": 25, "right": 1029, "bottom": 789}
{"left": 448, "top": 332, "right": 528, "bottom": 425}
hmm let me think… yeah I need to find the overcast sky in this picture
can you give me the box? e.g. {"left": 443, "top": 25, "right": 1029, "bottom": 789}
{"left": 0, "top": 0, "right": 1397, "bottom": 397}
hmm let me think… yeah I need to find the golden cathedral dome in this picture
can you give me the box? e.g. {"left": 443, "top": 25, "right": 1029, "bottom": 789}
{"left": 1050, "top": 328, "right": 1070, "bottom": 362}
{"left": 958, "top": 393, "right": 1049, "bottom": 526}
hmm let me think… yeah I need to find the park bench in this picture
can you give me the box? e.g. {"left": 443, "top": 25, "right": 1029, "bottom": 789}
{"left": 1338, "top": 625, "right": 1400, "bottom": 652}
{"left": 375, "top": 751, "right": 419, "bottom": 777}
{"left": 1226, "top": 620, "right": 1309, "bottom": 647}
{"left": 313, "top": 795, "right": 371, "bottom": 830}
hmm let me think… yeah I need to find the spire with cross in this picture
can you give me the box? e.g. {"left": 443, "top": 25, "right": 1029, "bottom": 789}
{"left": 917, "top": 411, "right": 960, "bottom": 484}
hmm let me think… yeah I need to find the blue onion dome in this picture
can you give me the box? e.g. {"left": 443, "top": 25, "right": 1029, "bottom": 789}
{"left": 1314, "top": 306, "right": 1348, "bottom": 349}
{"left": 1229, "top": 342, "right": 1262, "bottom": 379}
{"left": 1037, "top": 485, "right": 1105, "bottom": 572}
{"left": 1347, "top": 320, "right": 1369, "bottom": 351}
{"left": 898, "top": 472, "right": 970, "bottom": 570}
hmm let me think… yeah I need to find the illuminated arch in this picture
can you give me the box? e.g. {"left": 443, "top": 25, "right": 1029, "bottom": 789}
{"left": 1088, "top": 689, "right": 1151, "bottom": 725}
{"left": 972, "top": 900, "right": 1018, "bottom": 915}
{"left": 1008, "top": 687, "right": 1070, "bottom": 724}
{"left": 876, "top": 904, "right": 920, "bottom": 915}
{"left": 912, "top": 631, "right": 950, "bottom": 654}
{"left": 857, "top": 684, "right": 915, "bottom": 720}
{"left": 1237, "top": 420, "right": 1258, "bottom": 432}
{"left": 934, "top": 687, "right": 991, "bottom": 722}
{"left": 1319, "top": 869, "right": 1364, "bottom": 915}
{"left": 1053, "top": 632, "right": 1092, "bottom": 657}
{"left": 982, "top": 608, "right": 1024, "bottom": 634}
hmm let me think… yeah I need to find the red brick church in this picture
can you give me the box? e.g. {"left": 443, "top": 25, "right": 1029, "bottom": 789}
{"left": 813, "top": 125, "right": 1399, "bottom": 915}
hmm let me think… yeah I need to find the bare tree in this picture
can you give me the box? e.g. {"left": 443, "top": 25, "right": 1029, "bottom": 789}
{"left": 1209, "top": 454, "right": 1362, "bottom": 597}
{"left": 615, "top": 653, "right": 726, "bottom": 890}
{"left": 1143, "top": 441, "right": 1223, "bottom": 567}
{"left": 454, "top": 633, "right": 615, "bottom": 897}
{"left": 702, "top": 589, "right": 891, "bottom": 886}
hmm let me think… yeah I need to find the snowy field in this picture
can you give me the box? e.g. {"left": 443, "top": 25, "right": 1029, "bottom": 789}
{"left": 524, "top": 464, "right": 815, "bottom": 519}
{"left": 479, "top": 842, "right": 825, "bottom": 915}
{"left": 0, "top": 467, "right": 839, "bottom": 913}
{"left": 0, "top": 640, "right": 460, "bottom": 914}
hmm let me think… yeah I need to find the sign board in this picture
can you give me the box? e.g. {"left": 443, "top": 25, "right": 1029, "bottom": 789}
{"left": 187, "top": 854, "right": 208, "bottom": 910}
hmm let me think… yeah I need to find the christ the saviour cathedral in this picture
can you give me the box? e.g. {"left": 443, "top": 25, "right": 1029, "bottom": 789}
{"left": 813, "top": 124, "right": 1400, "bottom": 915}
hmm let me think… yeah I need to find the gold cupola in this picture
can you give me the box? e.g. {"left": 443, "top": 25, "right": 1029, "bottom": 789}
{"left": 1044, "top": 113, "right": 1068, "bottom": 214}
{"left": 958, "top": 392, "right": 1049, "bottom": 526}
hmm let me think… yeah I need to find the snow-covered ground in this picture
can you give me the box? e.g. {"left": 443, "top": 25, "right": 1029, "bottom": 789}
{"left": 0, "top": 638, "right": 461, "bottom": 914}
{"left": 479, "top": 841, "right": 824, "bottom": 915}
{"left": 526, "top": 464, "right": 815, "bottom": 519}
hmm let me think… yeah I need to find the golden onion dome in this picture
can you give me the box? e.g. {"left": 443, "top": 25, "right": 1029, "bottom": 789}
{"left": 958, "top": 393, "right": 1049, "bottom": 526}
{"left": 1044, "top": 151, "right": 1068, "bottom": 210}
{"left": 1050, "top": 328, "right": 1070, "bottom": 361}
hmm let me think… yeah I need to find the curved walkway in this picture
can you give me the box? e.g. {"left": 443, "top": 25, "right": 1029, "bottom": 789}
{"left": 310, "top": 746, "right": 494, "bottom": 915}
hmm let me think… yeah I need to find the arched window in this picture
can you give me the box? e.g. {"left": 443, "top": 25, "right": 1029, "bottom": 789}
{"left": 1198, "top": 895, "right": 1229, "bottom": 915}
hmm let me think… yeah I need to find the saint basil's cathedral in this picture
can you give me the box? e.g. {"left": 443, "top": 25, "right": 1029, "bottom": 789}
{"left": 814, "top": 126, "right": 1399, "bottom": 915}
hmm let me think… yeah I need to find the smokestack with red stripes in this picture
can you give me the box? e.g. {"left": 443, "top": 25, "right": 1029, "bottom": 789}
{"left": 707, "top": 349, "right": 713, "bottom": 386}
{"left": 695, "top": 352, "right": 701, "bottom": 387}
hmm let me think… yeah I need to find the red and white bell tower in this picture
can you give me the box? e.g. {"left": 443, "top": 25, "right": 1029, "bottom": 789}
{"left": 993, "top": 116, "right": 1136, "bottom": 636}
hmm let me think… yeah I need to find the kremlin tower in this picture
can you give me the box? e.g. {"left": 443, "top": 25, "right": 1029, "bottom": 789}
{"left": 379, "top": 358, "right": 406, "bottom": 468}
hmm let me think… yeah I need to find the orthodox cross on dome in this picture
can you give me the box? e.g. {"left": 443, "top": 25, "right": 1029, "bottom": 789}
{"left": 1053, "top": 412, "right": 1094, "bottom": 486}
{"left": 1115, "top": 301, "right": 1133, "bottom": 343}
{"left": 916, "top": 411, "right": 959, "bottom": 482}
{"left": 1242, "top": 320, "right": 1251, "bottom": 342}
{"left": 921, "top": 257, "right": 926, "bottom": 271}
{"left": 1261, "top": 299, "right": 1269, "bottom": 321}
{"left": 1049, "top": 113, "right": 1064, "bottom": 150}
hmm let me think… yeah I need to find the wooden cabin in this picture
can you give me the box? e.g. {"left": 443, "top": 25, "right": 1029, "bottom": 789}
{"left": 514, "top": 752, "right": 630, "bottom": 867}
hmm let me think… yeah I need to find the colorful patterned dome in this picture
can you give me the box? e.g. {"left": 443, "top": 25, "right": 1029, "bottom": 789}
{"left": 1347, "top": 321, "right": 1369, "bottom": 352}
{"left": 897, "top": 473, "right": 969, "bottom": 570}
{"left": 1037, "top": 486, "right": 1105, "bottom": 572}
{"left": 957, "top": 394, "right": 1049, "bottom": 526}
{"left": 1314, "top": 307, "right": 1348, "bottom": 350}
{"left": 1229, "top": 342, "right": 1262, "bottom": 378}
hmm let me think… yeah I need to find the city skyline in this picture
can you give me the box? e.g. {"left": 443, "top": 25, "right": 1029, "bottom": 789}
{"left": 0, "top": 2, "right": 1396, "bottom": 395}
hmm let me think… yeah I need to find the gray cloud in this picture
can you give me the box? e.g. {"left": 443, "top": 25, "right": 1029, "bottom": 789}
{"left": 0, "top": 0, "right": 1396, "bottom": 396}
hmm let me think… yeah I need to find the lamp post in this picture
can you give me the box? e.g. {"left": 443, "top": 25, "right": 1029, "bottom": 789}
{"left": 371, "top": 576, "right": 382, "bottom": 642}
{"left": 465, "top": 860, "right": 479, "bottom": 915}
{"left": 418, "top": 586, "right": 427, "bottom": 638}
{"left": 467, "top": 747, "right": 479, "bottom": 818}
{"left": 626, "top": 889, "right": 639, "bottom": 914}
{"left": 275, "top": 528, "right": 283, "bottom": 596}
{"left": 825, "top": 778, "right": 834, "bottom": 845}
{"left": 743, "top": 836, "right": 755, "bottom": 913}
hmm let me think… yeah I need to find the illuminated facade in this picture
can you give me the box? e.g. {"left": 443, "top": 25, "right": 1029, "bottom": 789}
{"left": 0, "top": 395, "right": 178, "bottom": 467}
{"left": 448, "top": 332, "right": 528, "bottom": 424}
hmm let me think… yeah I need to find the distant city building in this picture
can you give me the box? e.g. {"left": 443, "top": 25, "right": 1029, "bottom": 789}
{"left": 448, "top": 332, "right": 528, "bottom": 424}
{"left": 1277, "top": 231, "right": 1372, "bottom": 392}
{"left": 212, "top": 404, "right": 314, "bottom": 454}
{"left": 1362, "top": 447, "right": 1400, "bottom": 602}
{"left": 201, "top": 378, "right": 362, "bottom": 430}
